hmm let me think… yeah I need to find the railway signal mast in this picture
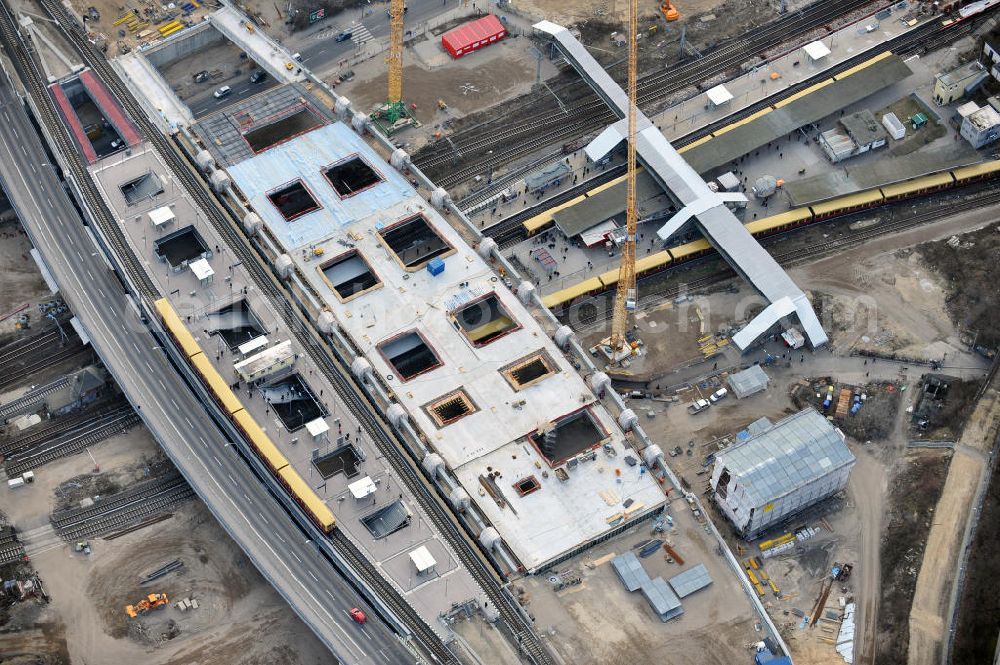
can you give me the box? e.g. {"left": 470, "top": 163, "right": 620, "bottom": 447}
{"left": 608, "top": 0, "right": 641, "bottom": 361}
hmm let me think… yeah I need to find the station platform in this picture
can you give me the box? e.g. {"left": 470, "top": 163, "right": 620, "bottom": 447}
{"left": 534, "top": 20, "right": 828, "bottom": 351}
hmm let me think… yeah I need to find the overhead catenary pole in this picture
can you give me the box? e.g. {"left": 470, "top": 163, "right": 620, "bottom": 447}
{"left": 610, "top": 0, "right": 639, "bottom": 353}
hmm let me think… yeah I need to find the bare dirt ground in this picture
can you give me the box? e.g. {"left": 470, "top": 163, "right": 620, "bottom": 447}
{"left": 790, "top": 205, "right": 1000, "bottom": 361}
{"left": 0, "top": 426, "right": 329, "bottom": 665}
{"left": 0, "top": 220, "right": 54, "bottom": 338}
{"left": 517, "top": 498, "right": 761, "bottom": 665}
{"left": 336, "top": 35, "right": 540, "bottom": 133}
{"left": 952, "top": 431, "right": 1000, "bottom": 664}
{"left": 906, "top": 383, "right": 999, "bottom": 665}
{"left": 872, "top": 449, "right": 952, "bottom": 665}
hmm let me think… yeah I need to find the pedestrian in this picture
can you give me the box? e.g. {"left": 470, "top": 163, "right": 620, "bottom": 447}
{"left": 800, "top": 355, "right": 804, "bottom": 363}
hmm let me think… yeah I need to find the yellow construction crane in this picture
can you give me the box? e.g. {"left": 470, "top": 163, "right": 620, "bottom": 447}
{"left": 610, "top": 0, "right": 640, "bottom": 354}
{"left": 385, "top": 0, "right": 406, "bottom": 122}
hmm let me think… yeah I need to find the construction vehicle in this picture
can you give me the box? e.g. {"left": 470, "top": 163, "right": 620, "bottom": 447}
{"left": 660, "top": 1, "right": 680, "bottom": 21}
{"left": 832, "top": 562, "right": 853, "bottom": 581}
{"left": 125, "top": 592, "right": 169, "bottom": 618}
{"left": 607, "top": 0, "right": 641, "bottom": 359}
{"left": 370, "top": 0, "right": 411, "bottom": 132}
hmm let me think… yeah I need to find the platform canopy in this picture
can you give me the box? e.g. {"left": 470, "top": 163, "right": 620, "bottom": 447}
{"left": 803, "top": 40, "right": 831, "bottom": 62}
{"left": 305, "top": 417, "right": 329, "bottom": 439}
{"left": 706, "top": 84, "right": 734, "bottom": 107}
{"left": 349, "top": 475, "right": 377, "bottom": 499}
{"left": 409, "top": 545, "right": 437, "bottom": 574}
{"left": 189, "top": 258, "right": 214, "bottom": 282}
{"left": 148, "top": 206, "right": 175, "bottom": 228}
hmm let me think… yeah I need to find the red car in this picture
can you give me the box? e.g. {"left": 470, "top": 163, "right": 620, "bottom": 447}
{"left": 349, "top": 607, "right": 367, "bottom": 624}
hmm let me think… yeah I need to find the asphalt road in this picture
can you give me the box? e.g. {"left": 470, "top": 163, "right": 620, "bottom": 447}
{"left": 188, "top": 75, "right": 278, "bottom": 118}
{"left": 293, "top": 0, "right": 460, "bottom": 74}
{"left": 0, "top": 75, "right": 411, "bottom": 665}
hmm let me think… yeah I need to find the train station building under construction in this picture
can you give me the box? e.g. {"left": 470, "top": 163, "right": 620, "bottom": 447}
{"left": 218, "top": 100, "right": 667, "bottom": 573}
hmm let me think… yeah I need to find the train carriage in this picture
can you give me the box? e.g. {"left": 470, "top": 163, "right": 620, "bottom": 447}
{"left": 810, "top": 188, "right": 884, "bottom": 220}
{"left": 541, "top": 277, "right": 604, "bottom": 309}
{"left": 154, "top": 298, "right": 201, "bottom": 359}
{"left": 745, "top": 207, "right": 813, "bottom": 237}
{"left": 189, "top": 352, "right": 244, "bottom": 416}
{"left": 233, "top": 409, "right": 290, "bottom": 475}
{"left": 880, "top": 172, "right": 955, "bottom": 202}
{"left": 952, "top": 160, "right": 1000, "bottom": 184}
{"left": 278, "top": 466, "right": 336, "bottom": 532}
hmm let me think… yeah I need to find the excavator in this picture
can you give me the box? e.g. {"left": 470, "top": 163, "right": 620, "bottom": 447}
{"left": 660, "top": 1, "right": 680, "bottom": 21}
{"left": 125, "top": 592, "right": 169, "bottom": 618}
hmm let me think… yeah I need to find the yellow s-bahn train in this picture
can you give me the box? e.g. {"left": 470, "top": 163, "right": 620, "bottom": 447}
{"left": 153, "top": 298, "right": 335, "bottom": 534}
{"left": 540, "top": 160, "right": 1000, "bottom": 310}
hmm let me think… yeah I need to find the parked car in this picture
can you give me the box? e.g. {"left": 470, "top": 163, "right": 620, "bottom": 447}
{"left": 249, "top": 70, "right": 267, "bottom": 84}
{"left": 193, "top": 70, "right": 209, "bottom": 83}
{"left": 349, "top": 607, "right": 367, "bottom": 624}
{"left": 213, "top": 86, "right": 232, "bottom": 99}
{"left": 709, "top": 387, "right": 728, "bottom": 402}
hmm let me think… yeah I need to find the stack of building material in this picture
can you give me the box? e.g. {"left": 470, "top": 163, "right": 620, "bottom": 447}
{"left": 836, "top": 603, "right": 855, "bottom": 663}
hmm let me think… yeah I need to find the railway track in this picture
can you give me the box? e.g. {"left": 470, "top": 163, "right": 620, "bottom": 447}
{"left": 0, "top": 341, "right": 90, "bottom": 392}
{"left": 0, "top": 2, "right": 158, "bottom": 300}
{"left": 5, "top": 404, "right": 139, "bottom": 476}
{"left": 481, "top": 14, "right": 984, "bottom": 248}
{"left": 569, "top": 184, "right": 1000, "bottom": 330}
{"left": 0, "top": 376, "right": 70, "bottom": 421}
{"left": 50, "top": 473, "right": 193, "bottom": 542}
{"left": 0, "top": 400, "right": 129, "bottom": 456}
{"left": 415, "top": 0, "right": 883, "bottom": 187}
{"left": 0, "top": 526, "right": 25, "bottom": 565}
{"left": 32, "top": 2, "right": 548, "bottom": 662}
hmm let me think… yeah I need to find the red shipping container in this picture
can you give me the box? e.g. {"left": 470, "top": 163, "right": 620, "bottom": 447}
{"left": 441, "top": 14, "right": 506, "bottom": 58}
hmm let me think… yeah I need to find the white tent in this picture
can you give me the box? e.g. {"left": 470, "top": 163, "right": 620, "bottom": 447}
{"left": 148, "top": 206, "right": 175, "bottom": 228}
{"left": 803, "top": 41, "right": 831, "bottom": 63}
{"left": 706, "top": 84, "right": 734, "bottom": 108}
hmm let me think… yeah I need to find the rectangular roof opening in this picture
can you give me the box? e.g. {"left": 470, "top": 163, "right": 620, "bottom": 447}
{"left": 378, "top": 214, "right": 451, "bottom": 270}
{"left": 324, "top": 155, "right": 383, "bottom": 197}
{"left": 267, "top": 179, "right": 321, "bottom": 221}
{"left": 243, "top": 108, "right": 322, "bottom": 153}
{"left": 529, "top": 408, "right": 608, "bottom": 466}
{"left": 361, "top": 499, "right": 411, "bottom": 538}
{"left": 502, "top": 353, "right": 557, "bottom": 390}
{"left": 378, "top": 330, "right": 442, "bottom": 381}
{"left": 119, "top": 172, "right": 163, "bottom": 206}
{"left": 426, "top": 389, "right": 476, "bottom": 427}
{"left": 320, "top": 250, "right": 381, "bottom": 301}
{"left": 514, "top": 475, "right": 540, "bottom": 497}
{"left": 450, "top": 293, "right": 520, "bottom": 347}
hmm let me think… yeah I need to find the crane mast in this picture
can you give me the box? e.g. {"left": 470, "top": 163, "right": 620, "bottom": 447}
{"left": 610, "top": 0, "right": 639, "bottom": 353}
{"left": 386, "top": 0, "right": 406, "bottom": 122}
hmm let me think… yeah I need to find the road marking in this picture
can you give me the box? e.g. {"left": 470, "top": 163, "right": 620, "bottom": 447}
{"left": 184, "top": 416, "right": 193, "bottom": 428}
{"left": 276, "top": 533, "right": 286, "bottom": 543}
{"left": 291, "top": 550, "right": 302, "bottom": 563}
{"left": 227, "top": 473, "right": 237, "bottom": 485}
{"left": 258, "top": 511, "right": 269, "bottom": 524}
{"left": 213, "top": 455, "right": 222, "bottom": 466}
{"left": 379, "top": 649, "right": 390, "bottom": 662}
{"left": 170, "top": 397, "right": 179, "bottom": 409}
{"left": 308, "top": 570, "right": 318, "bottom": 582}
{"left": 198, "top": 436, "right": 208, "bottom": 448}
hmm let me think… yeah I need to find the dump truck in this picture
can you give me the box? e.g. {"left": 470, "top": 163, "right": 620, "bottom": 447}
{"left": 125, "top": 592, "right": 169, "bottom": 618}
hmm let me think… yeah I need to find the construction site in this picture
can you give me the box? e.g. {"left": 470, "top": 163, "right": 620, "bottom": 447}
{"left": 0, "top": 0, "right": 999, "bottom": 664}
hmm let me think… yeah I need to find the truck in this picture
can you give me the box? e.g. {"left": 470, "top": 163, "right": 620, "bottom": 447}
{"left": 688, "top": 399, "right": 710, "bottom": 414}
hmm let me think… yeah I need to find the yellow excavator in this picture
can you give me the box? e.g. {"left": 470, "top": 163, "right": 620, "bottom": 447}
{"left": 125, "top": 592, "right": 169, "bottom": 618}
{"left": 660, "top": 1, "right": 680, "bottom": 21}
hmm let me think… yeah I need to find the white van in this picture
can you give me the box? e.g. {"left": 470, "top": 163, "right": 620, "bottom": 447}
{"left": 213, "top": 86, "right": 232, "bottom": 99}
